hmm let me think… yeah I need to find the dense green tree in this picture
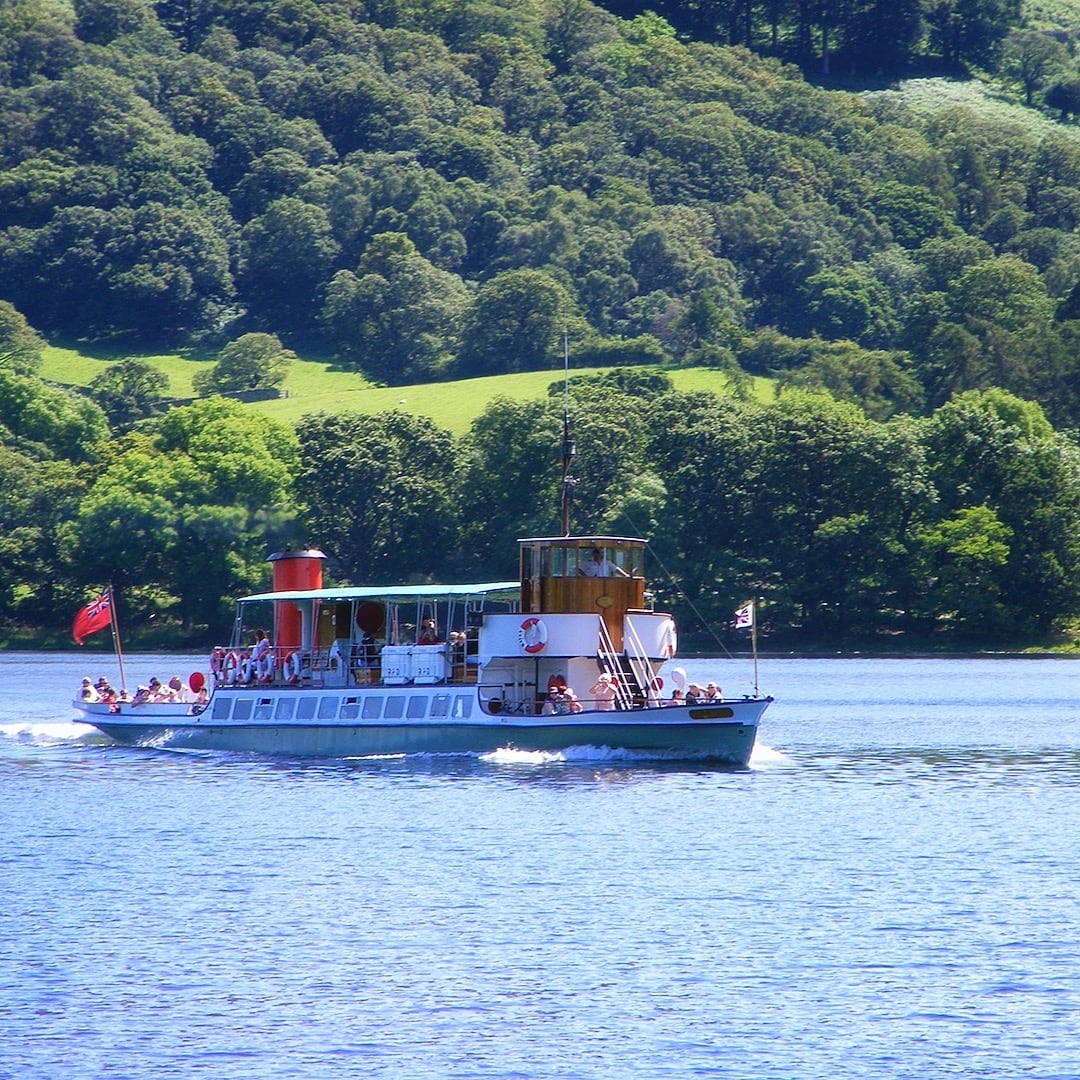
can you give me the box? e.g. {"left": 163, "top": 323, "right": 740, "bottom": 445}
{"left": 239, "top": 196, "right": 340, "bottom": 334}
{"left": 295, "top": 410, "right": 459, "bottom": 582}
{"left": 0, "top": 368, "right": 109, "bottom": 462}
{"left": 457, "top": 269, "right": 581, "bottom": 377}
{"left": 919, "top": 389, "right": 1080, "bottom": 636}
{"left": 88, "top": 358, "right": 170, "bottom": 431}
{"left": 0, "top": 302, "right": 45, "bottom": 375}
{"left": 191, "top": 332, "right": 294, "bottom": 396}
{"left": 321, "top": 231, "right": 468, "bottom": 384}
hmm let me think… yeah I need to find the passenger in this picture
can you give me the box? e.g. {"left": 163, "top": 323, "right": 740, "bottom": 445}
{"left": 79, "top": 677, "right": 98, "bottom": 701}
{"left": 132, "top": 685, "right": 152, "bottom": 705}
{"left": 168, "top": 675, "right": 192, "bottom": 702}
{"left": 250, "top": 630, "right": 271, "bottom": 681}
{"left": 589, "top": 672, "right": 617, "bottom": 711}
{"left": 704, "top": 682, "right": 721, "bottom": 702}
{"left": 148, "top": 676, "right": 169, "bottom": 702}
{"left": 578, "top": 547, "right": 628, "bottom": 578}
{"left": 667, "top": 688, "right": 684, "bottom": 707}
{"left": 541, "top": 688, "right": 560, "bottom": 715}
{"left": 99, "top": 684, "right": 117, "bottom": 703}
{"left": 685, "top": 683, "right": 702, "bottom": 704}
{"left": 417, "top": 618, "right": 443, "bottom": 645}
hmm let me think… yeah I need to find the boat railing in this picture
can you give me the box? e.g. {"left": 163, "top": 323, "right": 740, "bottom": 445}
{"left": 621, "top": 619, "right": 664, "bottom": 707}
{"left": 596, "top": 617, "right": 638, "bottom": 710}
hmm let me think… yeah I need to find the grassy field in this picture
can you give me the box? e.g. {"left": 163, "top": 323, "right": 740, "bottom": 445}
{"left": 41, "top": 345, "right": 775, "bottom": 436}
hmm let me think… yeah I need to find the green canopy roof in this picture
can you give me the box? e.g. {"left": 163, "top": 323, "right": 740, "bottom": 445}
{"left": 238, "top": 582, "right": 520, "bottom": 604}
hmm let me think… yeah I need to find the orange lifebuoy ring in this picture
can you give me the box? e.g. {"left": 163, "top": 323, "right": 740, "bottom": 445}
{"left": 519, "top": 617, "right": 548, "bottom": 654}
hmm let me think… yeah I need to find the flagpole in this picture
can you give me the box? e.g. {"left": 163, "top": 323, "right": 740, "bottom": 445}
{"left": 751, "top": 600, "right": 759, "bottom": 697}
{"left": 108, "top": 584, "right": 129, "bottom": 695}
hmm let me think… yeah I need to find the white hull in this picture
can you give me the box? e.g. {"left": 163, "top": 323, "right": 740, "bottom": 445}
{"left": 73, "top": 690, "right": 770, "bottom": 764}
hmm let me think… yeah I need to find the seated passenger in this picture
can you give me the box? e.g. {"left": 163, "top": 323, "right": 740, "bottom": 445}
{"left": 168, "top": 675, "right": 192, "bottom": 702}
{"left": 417, "top": 619, "right": 443, "bottom": 645}
{"left": 589, "top": 672, "right": 617, "bottom": 711}
{"left": 79, "top": 677, "right": 99, "bottom": 701}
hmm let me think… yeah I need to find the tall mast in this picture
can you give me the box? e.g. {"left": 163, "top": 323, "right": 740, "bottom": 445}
{"left": 560, "top": 333, "right": 576, "bottom": 536}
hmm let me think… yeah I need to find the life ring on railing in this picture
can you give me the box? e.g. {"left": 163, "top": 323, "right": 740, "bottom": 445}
{"left": 285, "top": 651, "right": 302, "bottom": 684}
{"left": 239, "top": 656, "right": 254, "bottom": 684}
{"left": 518, "top": 617, "right": 548, "bottom": 654}
{"left": 221, "top": 650, "right": 240, "bottom": 685}
{"left": 329, "top": 641, "right": 344, "bottom": 673}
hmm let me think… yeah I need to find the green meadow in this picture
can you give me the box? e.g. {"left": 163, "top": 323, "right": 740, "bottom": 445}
{"left": 41, "top": 346, "right": 775, "bottom": 436}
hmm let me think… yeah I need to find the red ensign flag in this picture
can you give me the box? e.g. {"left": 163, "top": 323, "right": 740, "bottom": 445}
{"left": 72, "top": 590, "right": 112, "bottom": 645}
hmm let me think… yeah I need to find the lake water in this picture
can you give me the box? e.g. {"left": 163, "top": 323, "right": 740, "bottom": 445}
{"left": 1, "top": 652, "right": 1078, "bottom": 1079}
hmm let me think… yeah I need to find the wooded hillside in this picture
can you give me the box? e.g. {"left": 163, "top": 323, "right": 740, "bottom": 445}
{"left": 6, "top": 0, "right": 1080, "bottom": 647}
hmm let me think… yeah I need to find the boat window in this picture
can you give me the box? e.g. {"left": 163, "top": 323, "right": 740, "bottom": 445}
{"left": 340, "top": 696, "right": 360, "bottom": 720}
{"left": 275, "top": 698, "right": 296, "bottom": 721}
{"left": 452, "top": 695, "right": 472, "bottom": 719}
{"left": 407, "top": 695, "right": 428, "bottom": 718}
{"left": 254, "top": 698, "right": 273, "bottom": 720}
{"left": 361, "top": 696, "right": 383, "bottom": 719}
{"left": 430, "top": 694, "right": 449, "bottom": 718}
{"left": 318, "top": 696, "right": 338, "bottom": 720}
{"left": 541, "top": 545, "right": 569, "bottom": 577}
{"left": 296, "top": 696, "right": 317, "bottom": 720}
{"left": 232, "top": 697, "right": 253, "bottom": 721}
{"left": 384, "top": 695, "right": 405, "bottom": 719}
{"left": 211, "top": 697, "right": 232, "bottom": 720}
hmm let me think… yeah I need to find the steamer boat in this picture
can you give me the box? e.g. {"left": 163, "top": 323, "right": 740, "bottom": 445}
{"left": 73, "top": 538, "right": 772, "bottom": 763}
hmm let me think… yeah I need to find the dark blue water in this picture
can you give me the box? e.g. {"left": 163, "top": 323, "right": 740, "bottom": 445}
{"left": 1, "top": 653, "right": 1078, "bottom": 1079}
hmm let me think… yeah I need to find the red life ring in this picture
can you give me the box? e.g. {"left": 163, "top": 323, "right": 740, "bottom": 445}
{"left": 222, "top": 650, "right": 240, "bottom": 684}
{"left": 518, "top": 617, "right": 548, "bottom": 654}
{"left": 650, "top": 676, "right": 664, "bottom": 692}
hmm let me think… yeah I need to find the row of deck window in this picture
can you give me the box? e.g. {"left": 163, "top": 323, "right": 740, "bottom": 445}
{"left": 211, "top": 692, "right": 475, "bottom": 723}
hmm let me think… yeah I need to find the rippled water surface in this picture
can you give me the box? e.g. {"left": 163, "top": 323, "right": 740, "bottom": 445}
{"left": 1, "top": 653, "right": 1078, "bottom": 1079}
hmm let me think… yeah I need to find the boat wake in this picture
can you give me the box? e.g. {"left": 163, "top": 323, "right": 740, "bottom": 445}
{"left": 748, "top": 742, "right": 789, "bottom": 768}
{"left": 0, "top": 719, "right": 107, "bottom": 746}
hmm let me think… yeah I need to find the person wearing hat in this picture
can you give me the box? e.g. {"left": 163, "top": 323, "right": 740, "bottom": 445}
{"left": 168, "top": 675, "right": 191, "bottom": 702}
{"left": 589, "top": 671, "right": 617, "bottom": 711}
{"left": 79, "top": 678, "right": 98, "bottom": 702}
{"left": 147, "top": 676, "right": 168, "bottom": 702}
{"left": 704, "top": 681, "right": 721, "bottom": 702}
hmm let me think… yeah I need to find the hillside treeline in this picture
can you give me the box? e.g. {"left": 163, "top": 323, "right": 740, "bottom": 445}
{"left": 6, "top": 0, "right": 1080, "bottom": 426}
{"left": 4, "top": 361, "right": 1080, "bottom": 647}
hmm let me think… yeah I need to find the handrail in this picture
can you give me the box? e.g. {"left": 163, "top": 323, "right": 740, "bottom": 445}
{"left": 596, "top": 616, "right": 636, "bottom": 709}
{"left": 621, "top": 617, "right": 664, "bottom": 707}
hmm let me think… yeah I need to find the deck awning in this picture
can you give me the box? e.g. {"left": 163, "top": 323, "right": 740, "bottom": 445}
{"left": 237, "top": 582, "right": 521, "bottom": 604}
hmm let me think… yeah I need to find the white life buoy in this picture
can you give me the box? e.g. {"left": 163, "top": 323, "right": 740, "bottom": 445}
{"left": 518, "top": 617, "right": 548, "bottom": 654}
{"left": 239, "top": 656, "right": 253, "bottom": 684}
{"left": 286, "top": 652, "right": 302, "bottom": 684}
